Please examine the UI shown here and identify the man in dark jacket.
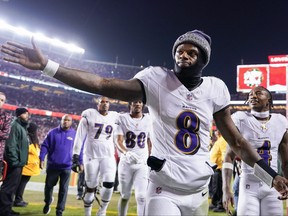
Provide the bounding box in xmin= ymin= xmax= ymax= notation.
xmin=0 ymin=107 xmax=29 ymax=216
xmin=40 ymin=114 xmax=76 ymax=216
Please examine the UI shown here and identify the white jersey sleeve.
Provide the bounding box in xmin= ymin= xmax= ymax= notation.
xmin=134 ymin=67 xmax=230 ymax=192
xmin=73 ymin=113 xmax=88 ymax=155
xmin=115 ymin=113 xmax=125 ymax=136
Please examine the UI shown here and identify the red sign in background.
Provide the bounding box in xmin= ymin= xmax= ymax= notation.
xmin=237 ymin=64 xmax=287 ymax=92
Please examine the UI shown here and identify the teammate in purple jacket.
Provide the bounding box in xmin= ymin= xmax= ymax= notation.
xmin=40 ymin=114 xmax=76 ymax=216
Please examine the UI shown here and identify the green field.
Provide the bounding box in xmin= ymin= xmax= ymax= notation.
xmin=11 ymin=174 xmax=285 ymax=216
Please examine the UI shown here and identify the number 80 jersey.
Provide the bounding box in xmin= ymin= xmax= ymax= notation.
xmin=115 ymin=113 xmax=152 ymax=162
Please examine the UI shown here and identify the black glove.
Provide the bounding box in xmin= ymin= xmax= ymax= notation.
xmin=71 ymin=154 xmax=81 ymax=173
xmin=147 ymin=156 xmax=166 ymax=172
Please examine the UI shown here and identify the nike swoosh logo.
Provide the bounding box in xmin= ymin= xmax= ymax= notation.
xmin=202 ymin=191 xmax=208 ymax=197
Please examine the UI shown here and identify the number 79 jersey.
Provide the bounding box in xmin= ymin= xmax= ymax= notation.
xmin=73 ymin=108 xmax=119 ymax=159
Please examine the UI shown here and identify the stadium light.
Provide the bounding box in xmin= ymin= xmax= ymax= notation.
xmin=0 ymin=20 xmax=85 ymax=54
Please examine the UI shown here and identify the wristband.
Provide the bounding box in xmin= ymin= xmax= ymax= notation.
xmin=222 ymin=162 xmax=233 ymax=170
xmin=42 ymin=59 xmax=59 ymax=77
xmin=253 ymin=159 xmax=278 ymax=188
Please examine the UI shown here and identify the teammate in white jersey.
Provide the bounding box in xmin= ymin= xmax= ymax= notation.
xmin=2 ymin=30 xmax=288 ymax=216
xmin=222 ymin=86 xmax=288 ymax=216
xmin=72 ymin=96 xmax=119 ymax=216
xmin=116 ymin=100 xmax=152 ymax=216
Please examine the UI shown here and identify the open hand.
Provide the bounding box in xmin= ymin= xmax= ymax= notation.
xmin=1 ymin=37 xmax=47 ymax=70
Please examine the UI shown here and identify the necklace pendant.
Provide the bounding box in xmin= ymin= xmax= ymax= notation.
xmin=261 ymin=123 xmax=267 ymax=130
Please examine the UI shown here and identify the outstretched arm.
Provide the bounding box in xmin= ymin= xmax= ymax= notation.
xmin=1 ymin=38 xmax=143 ymax=102
xmin=214 ymin=108 xmax=288 ymax=198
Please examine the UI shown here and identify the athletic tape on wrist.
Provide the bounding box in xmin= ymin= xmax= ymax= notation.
xmin=222 ymin=162 xmax=233 ymax=170
xmin=42 ymin=59 xmax=59 ymax=77
xmin=253 ymin=159 xmax=278 ymax=188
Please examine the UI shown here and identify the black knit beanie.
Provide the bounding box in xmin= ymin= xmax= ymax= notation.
xmin=15 ymin=107 xmax=28 ymax=117
xmin=172 ymin=30 xmax=211 ymax=68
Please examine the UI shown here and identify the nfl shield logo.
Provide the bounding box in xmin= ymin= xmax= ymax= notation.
xmin=186 ymin=92 xmax=193 ymax=100
xmin=156 ymin=187 xmax=162 ymax=194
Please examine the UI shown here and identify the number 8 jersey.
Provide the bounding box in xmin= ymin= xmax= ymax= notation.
xmin=135 ymin=66 xmax=230 ymax=193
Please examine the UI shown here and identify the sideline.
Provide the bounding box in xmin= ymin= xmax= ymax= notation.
xmin=25 ymin=181 xmax=77 ymax=195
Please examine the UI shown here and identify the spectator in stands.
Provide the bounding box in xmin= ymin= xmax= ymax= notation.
xmin=0 ymin=107 xmax=30 ymax=216
xmin=0 ymin=92 xmax=13 ymax=181
xmin=40 ymin=114 xmax=76 ymax=216
xmin=2 ymin=30 xmax=288 ymax=216
xmin=13 ymin=122 xmax=41 ymax=207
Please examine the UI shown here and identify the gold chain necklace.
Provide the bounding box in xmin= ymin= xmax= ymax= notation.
xmin=258 ymin=118 xmax=270 ymax=130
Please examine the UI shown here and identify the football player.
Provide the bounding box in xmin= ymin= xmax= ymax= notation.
xmin=222 ymin=86 xmax=288 ymax=216
xmin=2 ymin=30 xmax=288 ymax=216
xmin=72 ymin=96 xmax=119 ymax=216
xmin=116 ymin=100 xmax=152 ymax=216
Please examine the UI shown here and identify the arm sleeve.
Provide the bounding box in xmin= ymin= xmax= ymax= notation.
xmin=73 ymin=116 xmax=88 ymax=155
xmin=114 ymin=115 xmax=124 ymax=136
xmin=39 ymin=132 xmax=51 ymax=161
xmin=4 ymin=126 xmax=19 ymax=166
xmin=0 ymin=114 xmax=12 ymax=141
xmin=213 ymin=78 xmax=231 ymax=113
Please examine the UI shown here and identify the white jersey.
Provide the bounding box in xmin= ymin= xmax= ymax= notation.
xmin=73 ymin=108 xmax=119 ymax=159
xmin=232 ymin=111 xmax=288 ymax=179
xmin=134 ymin=66 xmax=230 ymax=192
xmin=116 ymin=112 xmax=152 ymax=162
xmin=233 ymin=111 xmax=287 ymax=216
